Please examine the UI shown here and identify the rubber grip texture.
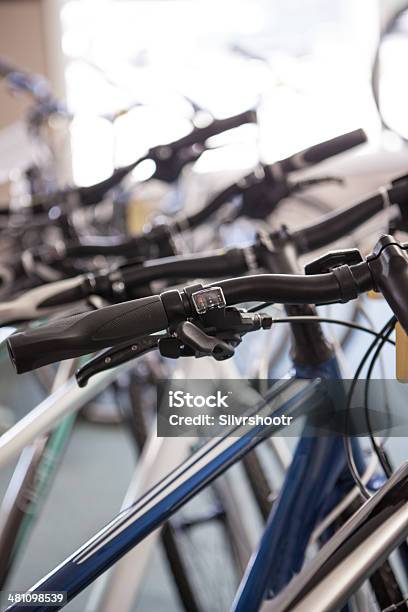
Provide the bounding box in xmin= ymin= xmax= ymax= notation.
xmin=8 ymin=295 xmax=168 ymax=373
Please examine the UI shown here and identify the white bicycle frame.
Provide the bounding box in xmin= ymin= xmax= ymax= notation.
xmin=0 ymin=361 xmax=138 ymax=469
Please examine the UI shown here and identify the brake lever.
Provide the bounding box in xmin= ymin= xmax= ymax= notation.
xmin=76 ymin=335 xmax=159 ymax=387
xmin=159 ymin=307 xmax=272 ymax=361
xmin=158 ymin=322 xmax=236 ymax=360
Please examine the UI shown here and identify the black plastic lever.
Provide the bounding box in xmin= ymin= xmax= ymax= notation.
xmin=159 ymin=321 xmax=235 ymax=361
xmin=158 ymin=308 xmax=272 ymax=361
xmin=76 ymin=335 xmax=159 ymax=387
xmin=178 ymin=321 xmax=235 ymax=360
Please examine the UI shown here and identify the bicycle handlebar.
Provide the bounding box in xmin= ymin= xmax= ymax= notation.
xmin=182 ymin=129 xmax=367 ymax=230
xmin=28 ymin=109 xmax=258 ymax=210
xmin=118 ymin=248 xmax=249 ymax=296
xmin=155 ymin=109 xmax=257 ymax=151
xmin=6 ymin=238 xmax=384 ymax=373
xmin=276 ymin=129 xmax=367 ymax=174
xmin=24 ymin=127 xmax=367 ymax=255
xmin=293 ymin=174 xmax=408 ymax=253
xmin=0 ymin=248 xmax=249 ymax=325
xmin=2 ymin=275 xmax=343 ymax=372
xmin=8 ymin=176 xmax=408 ymax=323
xmin=90 ymin=175 xmax=408 ymax=299
xmin=63 ymin=236 xmax=147 ymax=258
xmin=40 ymin=224 xmax=174 ymax=264
xmin=75 ymin=161 xmax=141 ymax=207
xmin=28 ymin=160 xmax=143 ymax=211
xmin=10 ymin=235 xmax=408 ymax=374
xmin=214 ymin=265 xmax=371 ymax=305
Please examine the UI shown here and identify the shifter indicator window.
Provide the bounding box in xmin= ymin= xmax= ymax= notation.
xmin=191 ymin=287 xmax=226 ymax=314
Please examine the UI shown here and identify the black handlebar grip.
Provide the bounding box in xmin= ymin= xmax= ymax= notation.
xmin=293 ymin=193 xmax=385 ymax=255
xmin=194 ymin=109 xmax=257 ymax=142
xmin=7 ymin=295 xmax=168 ymax=373
xmin=279 ymin=129 xmax=367 ymax=173
xmin=292 ymin=174 xmax=408 ymax=254
xmin=367 ymin=236 xmax=408 ymax=334
xmin=168 ymin=109 xmax=257 ymax=151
